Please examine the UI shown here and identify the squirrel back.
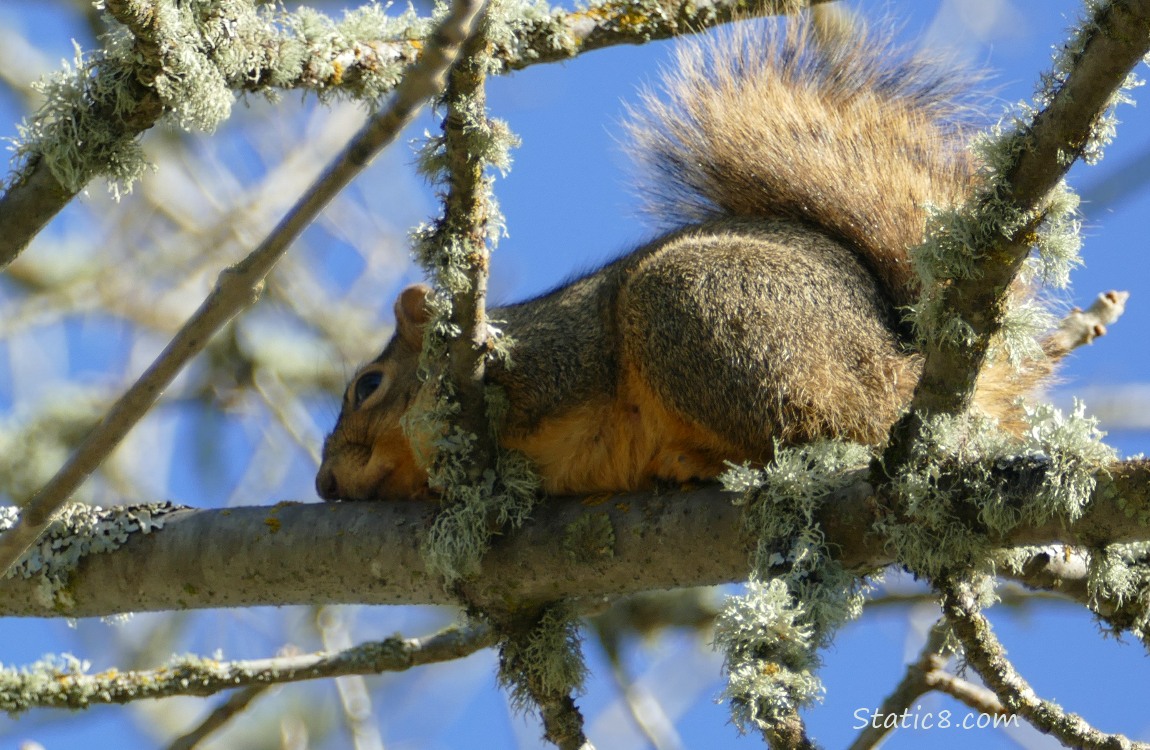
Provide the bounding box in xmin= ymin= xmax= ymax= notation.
xmin=316 ymin=20 xmax=1042 ymax=503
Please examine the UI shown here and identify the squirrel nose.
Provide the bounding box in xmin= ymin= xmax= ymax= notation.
xmin=315 ymin=466 xmax=340 ymax=501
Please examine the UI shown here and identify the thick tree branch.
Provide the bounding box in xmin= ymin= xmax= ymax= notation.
xmin=2 ymin=459 xmax=1149 ymax=619
xmin=0 ymin=0 xmax=489 ymax=579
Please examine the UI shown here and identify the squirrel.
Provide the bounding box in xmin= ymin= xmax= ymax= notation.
xmin=315 ymin=20 xmax=1050 ymax=503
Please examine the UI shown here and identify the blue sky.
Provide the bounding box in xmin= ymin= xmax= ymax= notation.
xmin=1 ymin=1 xmax=1150 ymax=748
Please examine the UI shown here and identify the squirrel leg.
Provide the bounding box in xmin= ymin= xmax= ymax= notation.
xmin=619 ymin=225 xmax=916 ymax=457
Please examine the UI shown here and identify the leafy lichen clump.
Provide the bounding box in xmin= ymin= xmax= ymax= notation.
xmin=717 ymin=399 xmax=1115 ymax=735
xmin=717 ymin=441 xmax=873 ymax=733
xmin=562 ymin=513 xmax=615 ymax=564
xmin=497 ymin=604 xmax=588 ymax=713
xmin=1084 ymin=542 xmax=1150 ymax=647
xmin=0 ymin=650 xmax=229 ymax=714
xmin=882 ymin=402 xmax=1115 ymax=582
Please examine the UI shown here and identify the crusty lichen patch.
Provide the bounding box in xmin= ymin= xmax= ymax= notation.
xmin=0 ymin=502 xmax=184 ymax=610
xmin=562 ymin=513 xmax=615 ymax=564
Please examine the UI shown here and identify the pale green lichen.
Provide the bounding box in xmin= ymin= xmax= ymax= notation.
xmin=1085 ymin=543 xmax=1150 ymax=648
xmin=713 ymin=398 xmax=1117 ymax=731
xmin=562 ymin=513 xmax=615 ymax=564
xmin=881 ymin=402 xmax=1114 ymax=581
xmin=6 ymin=0 xmax=428 ymax=198
xmin=484 ymin=0 xmax=563 ymax=72
xmin=909 ymin=166 xmax=1081 ymax=361
xmin=0 ymin=502 xmax=182 ymax=610
xmin=714 ymin=578 xmax=824 ymax=726
xmin=10 ymin=39 xmax=150 ymax=197
xmin=1022 ymin=182 xmax=1083 ymax=289
xmin=420 ymin=449 xmax=540 ymax=582
xmin=716 ymin=441 xmax=873 ymax=734
xmin=997 ymin=299 xmax=1057 ymax=368
xmin=0 ymin=649 xmax=228 ymax=714
xmin=279 ymin=3 xmax=426 ymax=102
xmin=497 ymin=604 xmax=588 ymax=713
xmin=406 ymin=13 xmax=536 ymax=585
xmin=0 ymin=653 xmax=93 ymax=714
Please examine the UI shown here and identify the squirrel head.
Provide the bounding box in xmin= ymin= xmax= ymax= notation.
xmin=315 ymin=284 xmax=434 ymax=501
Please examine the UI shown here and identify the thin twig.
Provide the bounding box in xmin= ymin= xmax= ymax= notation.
xmin=167 ymin=685 xmax=271 ymax=750
xmin=863 ymin=584 xmax=1075 ymax=610
xmin=848 ymin=620 xmax=1009 ymax=750
xmin=1044 ymin=290 xmax=1129 ymax=359
xmin=938 ymin=575 xmax=1150 ymax=750
xmin=0 ymin=623 xmax=497 ymax=714
xmin=588 ymin=591 xmax=715 ymax=749
xmin=924 ymin=668 xmax=1007 ymax=719
xmin=252 ymin=372 xmax=324 ymax=466
xmin=0 ymin=0 xmax=490 ymax=577
xmin=847 ymin=622 xmax=948 ymax=750
xmin=604 ymin=650 xmax=686 ymax=750
xmin=317 ymin=606 xmax=384 ymax=750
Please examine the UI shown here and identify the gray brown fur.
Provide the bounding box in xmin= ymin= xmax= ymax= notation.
xmin=315 ymin=21 xmax=1041 ymax=502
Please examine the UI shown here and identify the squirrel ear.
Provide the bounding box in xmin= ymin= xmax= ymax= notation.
xmin=395 ymin=283 xmax=432 ymax=348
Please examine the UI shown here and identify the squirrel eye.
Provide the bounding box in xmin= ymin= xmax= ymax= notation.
xmin=352 ymin=370 xmax=384 ymax=408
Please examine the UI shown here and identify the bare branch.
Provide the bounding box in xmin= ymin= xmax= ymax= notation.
xmin=602 ymin=655 xmax=686 ymax=750
xmin=848 ymin=622 xmax=962 ymax=750
xmin=167 ymin=685 xmax=271 ymax=750
xmin=847 ymin=618 xmax=1008 ymax=736
xmin=589 ymin=591 xmax=716 ymax=750
xmin=0 ymin=0 xmax=490 ymax=578
xmin=316 ymin=606 xmax=385 ymax=750
xmin=925 ymin=667 xmax=1007 ymax=719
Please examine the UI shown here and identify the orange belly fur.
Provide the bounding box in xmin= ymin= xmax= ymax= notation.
xmin=501 ymin=366 xmax=745 ymax=496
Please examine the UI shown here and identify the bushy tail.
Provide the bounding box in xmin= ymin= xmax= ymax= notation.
xmin=627 ymin=18 xmax=982 ymax=311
